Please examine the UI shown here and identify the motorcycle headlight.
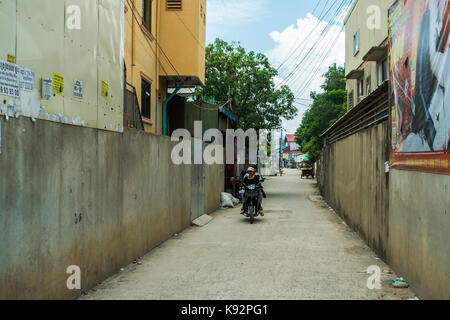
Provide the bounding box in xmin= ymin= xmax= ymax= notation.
xmin=248 ymin=185 xmax=256 ymax=190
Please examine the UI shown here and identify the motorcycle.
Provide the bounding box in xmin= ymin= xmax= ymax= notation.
xmin=243 ymin=183 xmax=263 ymax=224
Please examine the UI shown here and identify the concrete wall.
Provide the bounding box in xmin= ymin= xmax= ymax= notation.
xmin=0 ymin=117 xmax=191 ymax=299
xmin=388 ymin=170 xmax=450 ymax=299
xmin=320 ymin=121 xmax=390 ymax=259
xmin=204 ymin=164 xmax=224 ymax=214
xmin=321 ymin=120 xmax=450 ymax=299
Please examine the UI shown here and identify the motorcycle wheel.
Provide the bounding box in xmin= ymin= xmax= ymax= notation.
xmin=249 ymin=206 xmax=255 ymax=224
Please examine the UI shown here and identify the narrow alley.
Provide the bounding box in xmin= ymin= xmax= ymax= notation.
xmin=81 ymin=169 xmax=416 ymax=300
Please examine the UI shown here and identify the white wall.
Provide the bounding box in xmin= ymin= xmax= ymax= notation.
xmin=0 ymin=0 xmax=124 ymax=132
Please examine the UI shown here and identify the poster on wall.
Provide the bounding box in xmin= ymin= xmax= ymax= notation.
xmin=0 ymin=60 xmax=19 ymax=98
xmin=389 ymin=0 xmax=450 ymax=174
xmin=19 ymin=67 xmax=35 ymax=91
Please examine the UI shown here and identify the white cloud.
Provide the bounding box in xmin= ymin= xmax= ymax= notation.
xmin=206 ymin=0 xmax=269 ymax=41
xmin=266 ymin=12 xmax=347 ymax=134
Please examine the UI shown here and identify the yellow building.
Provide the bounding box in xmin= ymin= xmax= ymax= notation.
xmin=124 ymin=0 xmax=206 ymax=135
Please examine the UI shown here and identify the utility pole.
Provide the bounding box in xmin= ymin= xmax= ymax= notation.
xmin=279 ymin=128 xmax=283 ymax=176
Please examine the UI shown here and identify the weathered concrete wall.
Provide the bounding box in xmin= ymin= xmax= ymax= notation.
xmin=321 ymin=120 xmax=450 ymax=299
xmin=204 ymin=164 xmax=224 ymax=214
xmin=388 ymin=170 xmax=450 ymax=299
xmin=320 ymin=121 xmax=390 ymax=259
xmin=0 ymin=117 xmax=191 ymax=299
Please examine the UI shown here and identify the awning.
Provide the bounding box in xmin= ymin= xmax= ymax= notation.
xmin=345 ymin=69 xmax=364 ymax=79
xmin=363 ymin=46 xmax=387 ymax=61
xmin=219 ymin=106 xmax=238 ymax=122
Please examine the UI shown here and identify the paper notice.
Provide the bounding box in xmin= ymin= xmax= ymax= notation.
xmin=20 ymin=67 xmax=35 ymax=91
xmin=52 ymin=72 xmax=64 ymax=96
xmin=73 ymin=79 xmax=83 ymax=99
xmin=42 ymin=78 xmax=53 ymax=100
xmin=7 ymin=54 xmax=15 ymax=63
xmin=0 ymin=60 xmax=19 ymax=98
xmin=101 ymin=80 xmax=109 ymax=99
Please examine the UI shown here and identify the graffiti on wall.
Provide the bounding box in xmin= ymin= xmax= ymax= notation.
xmin=389 ymin=0 xmax=450 ymax=174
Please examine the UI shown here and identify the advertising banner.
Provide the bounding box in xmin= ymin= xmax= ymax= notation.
xmin=389 ymin=0 xmax=450 ymax=174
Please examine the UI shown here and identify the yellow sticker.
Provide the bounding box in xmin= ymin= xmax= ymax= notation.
xmin=101 ymin=80 xmax=109 ymax=99
xmin=7 ymin=54 xmax=15 ymax=63
xmin=52 ymin=72 xmax=65 ymax=96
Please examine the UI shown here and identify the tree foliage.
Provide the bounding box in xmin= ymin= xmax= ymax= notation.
xmin=295 ymin=64 xmax=347 ymax=162
xmin=201 ymin=39 xmax=297 ymax=131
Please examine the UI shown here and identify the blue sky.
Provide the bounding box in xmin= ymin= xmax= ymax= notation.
xmin=206 ymin=0 xmax=349 ymax=134
xmin=207 ymin=0 xmax=318 ymax=54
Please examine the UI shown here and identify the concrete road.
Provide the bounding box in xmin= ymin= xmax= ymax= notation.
xmin=81 ymin=169 xmax=416 ymax=300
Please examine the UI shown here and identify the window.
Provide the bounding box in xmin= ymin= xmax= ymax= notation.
xmin=142 ymin=0 xmax=152 ymax=31
xmin=378 ymin=58 xmax=388 ymax=85
xmin=167 ymin=0 xmax=182 ymax=10
xmin=348 ymin=91 xmax=354 ymax=109
xmin=141 ymin=78 xmax=151 ymax=119
xmin=358 ymin=78 xmax=364 ymax=97
xmin=353 ymin=31 xmax=359 ymax=56
xmin=366 ymin=76 xmax=371 ymax=95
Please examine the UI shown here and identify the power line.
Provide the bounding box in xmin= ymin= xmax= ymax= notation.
xmin=126 ymin=0 xmax=184 ymax=83
xmin=293 ymin=14 xmax=346 ymax=98
xmin=276 ymin=0 xmax=331 ymax=71
xmin=174 ymin=12 xmax=206 ymax=50
xmin=275 ymin=0 xmax=349 ymax=90
xmin=275 ymin=0 xmax=341 ymax=75
xmin=279 ymin=0 xmax=347 ymax=89
xmin=125 ymin=0 xmax=173 ymax=77
xmin=124 ymin=16 xmax=171 ymax=77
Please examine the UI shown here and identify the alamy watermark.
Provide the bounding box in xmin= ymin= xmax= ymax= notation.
xmin=66 ymin=5 xmax=81 ymax=30
xmin=171 ymin=121 xmax=280 ymax=171
xmin=366 ymin=265 xmax=381 ymax=290
xmin=366 ymin=5 xmax=381 ymax=30
xmin=66 ymin=265 xmax=81 ymax=290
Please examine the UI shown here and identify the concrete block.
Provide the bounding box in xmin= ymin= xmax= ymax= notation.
xmin=192 ymin=214 xmax=213 ymax=227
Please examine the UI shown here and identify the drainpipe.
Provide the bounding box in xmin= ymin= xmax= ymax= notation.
xmin=155 ymin=0 xmax=160 ymax=135
xmin=162 ymin=77 xmax=191 ymax=136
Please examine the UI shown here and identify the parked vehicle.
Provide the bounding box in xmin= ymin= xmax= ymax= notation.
xmin=300 ymin=160 xmax=315 ymax=179
xmin=243 ymin=183 xmax=263 ymax=224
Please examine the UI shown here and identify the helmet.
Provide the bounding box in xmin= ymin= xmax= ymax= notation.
xmin=247 ymin=167 xmax=255 ymax=172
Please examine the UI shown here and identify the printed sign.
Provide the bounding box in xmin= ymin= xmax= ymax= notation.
xmin=19 ymin=67 xmax=35 ymax=91
xmin=42 ymin=77 xmax=53 ymax=100
xmin=7 ymin=54 xmax=15 ymax=63
xmin=52 ymin=72 xmax=65 ymax=96
xmin=101 ymin=80 xmax=109 ymax=99
xmin=0 ymin=60 xmax=19 ymax=98
xmin=73 ymin=79 xmax=83 ymax=99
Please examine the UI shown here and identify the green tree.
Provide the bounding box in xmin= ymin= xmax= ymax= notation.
xmin=201 ymin=39 xmax=297 ymax=131
xmin=295 ymin=63 xmax=347 ymax=162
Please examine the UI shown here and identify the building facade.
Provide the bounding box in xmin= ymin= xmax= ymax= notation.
xmin=124 ymin=0 xmax=206 ymax=134
xmin=344 ymin=0 xmax=395 ymax=110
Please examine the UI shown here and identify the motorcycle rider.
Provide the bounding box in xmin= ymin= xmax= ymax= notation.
xmin=240 ymin=167 xmax=264 ymax=217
